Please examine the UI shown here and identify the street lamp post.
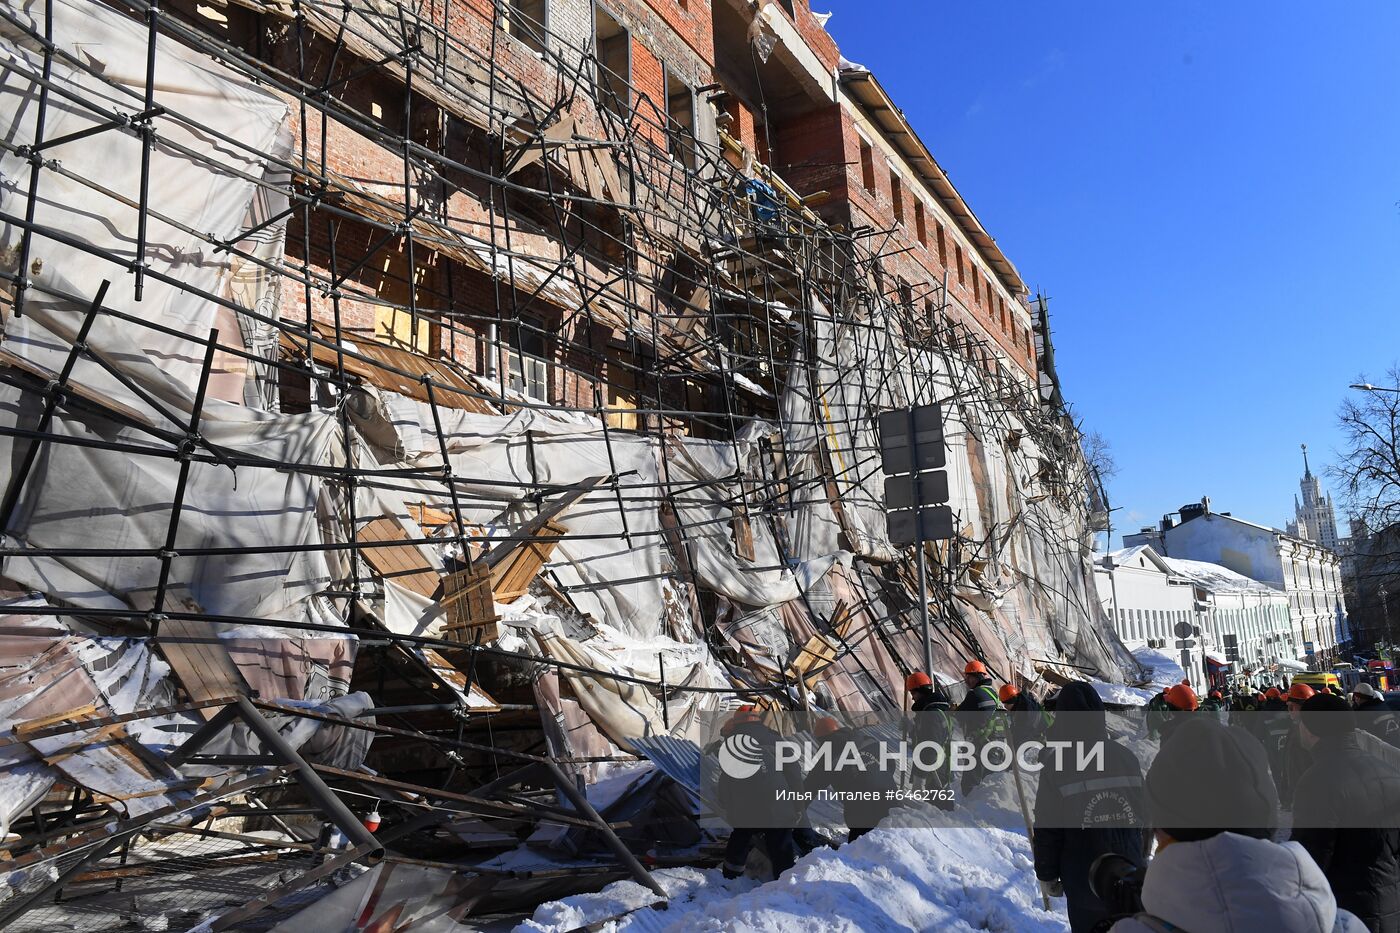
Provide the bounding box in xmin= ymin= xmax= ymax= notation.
xmin=1350 ymin=383 xmax=1400 ymax=394
xmin=1381 ymin=584 xmax=1392 ymax=647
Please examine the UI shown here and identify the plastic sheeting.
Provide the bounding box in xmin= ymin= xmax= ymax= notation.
xmin=0 ymin=0 xmax=292 ymax=401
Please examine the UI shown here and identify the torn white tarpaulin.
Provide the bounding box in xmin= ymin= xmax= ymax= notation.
xmin=660 ymin=434 xmax=800 ymax=608
xmin=356 ymin=394 xmax=674 ymax=640
xmin=195 ymin=692 xmax=376 ymax=771
xmin=0 ymin=378 xmax=341 ymax=620
xmin=0 ymin=0 xmax=293 ymax=402
xmin=0 ymin=602 xmax=191 ymax=835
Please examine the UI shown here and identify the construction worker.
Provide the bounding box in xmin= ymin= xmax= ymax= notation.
xmin=1279 ymin=682 xmax=1316 ymax=809
xmin=906 ymin=672 xmax=954 ymax=804
xmin=1157 ymin=683 xmax=1198 ymax=746
xmin=1033 ymin=682 xmax=1145 ymax=933
xmin=1257 ymin=686 xmax=1292 ymax=796
xmin=956 ymin=660 xmax=1003 ymax=794
xmin=1144 ymin=689 xmax=1171 ymax=740
xmin=1350 ymin=682 xmax=1400 ymax=748
xmin=1000 ymin=682 xmax=1052 ymax=747
xmin=806 ymin=717 xmax=896 ymax=843
xmin=717 ymin=708 xmax=802 ymax=879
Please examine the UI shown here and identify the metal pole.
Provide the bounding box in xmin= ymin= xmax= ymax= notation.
xmin=229 ymin=696 xmax=382 ymax=860
xmin=916 ymin=537 xmax=933 ymax=677
xmin=543 ymin=759 xmax=666 ymax=899
xmin=909 ymin=407 xmax=934 ymax=676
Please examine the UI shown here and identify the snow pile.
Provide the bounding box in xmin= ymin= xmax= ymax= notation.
xmin=1126 ymin=641 xmax=1185 ymax=691
xmin=518 ymin=774 xmax=1070 ymax=933
xmin=1089 ymin=680 xmax=1155 ymax=707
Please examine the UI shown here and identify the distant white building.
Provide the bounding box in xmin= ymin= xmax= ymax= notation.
xmin=1161 ymin=555 xmax=1295 ymax=681
xmin=1095 ymin=546 xmax=1294 ymax=691
xmin=1286 ymin=444 xmax=1340 ymax=551
xmin=1159 ymin=501 xmax=1348 ymax=666
xmin=1095 ymin=546 xmax=1204 ymax=688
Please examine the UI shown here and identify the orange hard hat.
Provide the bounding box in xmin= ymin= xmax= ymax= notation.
xmin=1265 ymin=687 xmax=1283 ymax=700
xmin=906 ymin=671 xmax=932 ymax=691
xmin=1181 ymin=678 xmax=1191 ymax=686
xmin=964 ymin=660 xmax=987 ymax=676
xmin=1287 ymin=683 xmax=1316 ymax=702
xmin=729 ymin=707 xmax=761 ymax=727
xmin=814 ymin=716 xmax=840 ymax=738
xmin=1208 ymin=690 xmax=1222 ymax=700
xmin=999 ymin=683 xmax=1020 ymax=704
xmin=1164 ymin=684 xmax=1198 ymax=712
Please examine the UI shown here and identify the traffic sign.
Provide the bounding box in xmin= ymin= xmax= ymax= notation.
xmin=883 ymin=471 xmax=950 ymax=511
xmin=887 ymin=505 xmax=956 ymax=545
xmin=878 ymin=404 xmax=946 ymax=474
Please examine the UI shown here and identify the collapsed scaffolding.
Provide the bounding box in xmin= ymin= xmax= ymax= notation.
xmin=0 ymin=0 xmax=1141 ymax=926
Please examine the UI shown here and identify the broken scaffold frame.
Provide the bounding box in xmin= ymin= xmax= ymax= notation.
xmin=0 ymin=0 xmax=1139 ymax=926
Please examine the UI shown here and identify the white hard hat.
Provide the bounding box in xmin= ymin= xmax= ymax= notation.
xmin=1351 ymin=682 xmax=1381 ymax=699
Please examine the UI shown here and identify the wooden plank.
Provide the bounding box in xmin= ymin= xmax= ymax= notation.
xmin=490 ymin=519 xmax=566 ymax=603
xmin=406 ymin=647 xmax=501 ymax=712
xmin=731 ymin=507 xmax=756 ymax=562
xmin=358 ymin=517 xmax=441 ymax=598
xmin=408 ymin=503 xmax=456 ymax=528
xmin=13 ymin=704 xmax=98 ymax=738
xmin=156 ymin=619 xmax=250 ymax=720
xmin=279 ymin=320 xmax=497 ymax=414
xmin=441 ymin=562 xmax=498 ymax=642
xmin=480 ymin=476 xmax=606 ymax=570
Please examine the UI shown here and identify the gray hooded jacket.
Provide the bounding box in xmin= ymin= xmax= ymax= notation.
xmin=1109 ymin=832 xmax=1367 ymax=933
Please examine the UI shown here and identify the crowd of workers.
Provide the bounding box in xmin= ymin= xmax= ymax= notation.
xmin=715 ymin=659 xmax=1400 ymax=933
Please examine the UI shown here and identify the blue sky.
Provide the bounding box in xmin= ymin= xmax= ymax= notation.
xmin=821 ymin=1 xmax=1400 ymax=543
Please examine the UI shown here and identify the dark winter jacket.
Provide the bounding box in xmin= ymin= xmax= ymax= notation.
xmin=1283 ymin=721 xmax=1313 ymax=808
xmin=1291 ymin=731 xmax=1400 ymax=932
xmin=716 ymin=720 xmax=805 ymax=826
xmin=1355 ymin=697 xmax=1400 ymax=748
xmin=1260 ymin=701 xmax=1293 ymax=795
xmin=1032 ymin=682 xmax=1147 ymax=933
xmin=957 ymin=675 xmax=1001 ymax=713
xmin=1008 ymin=693 xmax=1053 ymax=747
xmin=806 ymin=727 xmax=897 ymax=831
xmin=957 ymin=675 xmax=1003 ymax=743
xmin=909 ymin=686 xmax=953 ymax=744
xmin=908 ymin=687 xmax=953 ymax=788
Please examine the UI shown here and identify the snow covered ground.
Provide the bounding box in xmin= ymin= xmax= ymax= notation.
xmin=517 ymin=773 xmax=1071 ymax=933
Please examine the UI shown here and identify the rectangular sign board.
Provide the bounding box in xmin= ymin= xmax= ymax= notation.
xmin=877 ymin=404 xmax=945 ymax=474
xmin=886 ymin=504 xmax=956 ymax=545
xmin=883 ymin=471 xmax=950 ymax=511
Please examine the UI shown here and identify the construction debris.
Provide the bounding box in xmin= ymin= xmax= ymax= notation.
xmin=0 ymin=0 xmax=1138 ymax=926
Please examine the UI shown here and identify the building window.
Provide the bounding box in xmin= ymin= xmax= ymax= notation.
xmin=936 ymin=222 xmax=947 ymax=266
xmin=595 ymin=5 xmax=630 ymax=120
xmin=859 ymin=139 xmax=875 ymax=193
xmin=914 ymin=200 xmax=927 ymax=246
xmin=605 ymin=365 xmax=639 ymax=430
xmin=508 ymin=318 xmax=550 ymax=401
xmin=973 ymin=267 xmax=981 ymax=305
xmin=504 ymin=0 xmax=547 ymax=55
xmin=664 ymin=66 xmax=696 ymax=169
xmin=374 ymin=306 xmax=432 ymax=353
xmin=889 ymin=168 xmax=903 ymax=223
xmin=998 ymin=295 xmax=1007 ymax=330
xmin=955 ymin=244 xmax=965 ymax=286
xmin=897 ymin=279 xmax=912 ymax=309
